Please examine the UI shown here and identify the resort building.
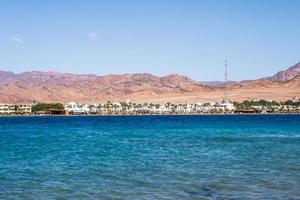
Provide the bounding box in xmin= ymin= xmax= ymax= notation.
xmin=0 ymin=104 xmax=32 ymax=115
xmin=0 ymin=104 xmax=15 ymax=115
xmin=64 ymin=102 xmax=90 ymax=114
xmin=16 ymin=104 xmax=32 ymax=114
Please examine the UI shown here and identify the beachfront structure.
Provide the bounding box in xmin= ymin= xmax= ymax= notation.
xmin=220 ymin=101 xmax=236 ymax=111
xmin=6 ymin=99 xmax=294 ymax=116
xmin=64 ymin=102 xmax=90 ymax=115
xmin=62 ymin=101 xmax=237 ymax=115
xmin=0 ymin=100 xmax=299 ymax=115
xmin=0 ymin=104 xmax=15 ymax=115
xmin=17 ymin=104 xmax=32 ymax=114
xmin=0 ymin=104 xmax=32 ymax=115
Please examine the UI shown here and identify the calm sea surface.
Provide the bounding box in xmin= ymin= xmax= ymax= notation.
xmin=0 ymin=115 xmax=299 ymax=200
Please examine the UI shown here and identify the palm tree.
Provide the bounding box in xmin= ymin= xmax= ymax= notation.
xmin=166 ymin=102 xmax=171 ymax=108
xmin=89 ymin=104 xmax=95 ymax=109
xmin=97 ymin=104 xmax=103 ymax=114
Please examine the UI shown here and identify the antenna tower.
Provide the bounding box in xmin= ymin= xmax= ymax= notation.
xmin=224 ymin=60 xmax=228 ymax=102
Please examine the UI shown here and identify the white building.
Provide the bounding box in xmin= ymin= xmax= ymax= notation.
xmin=0 ymin=104 xmax=15 ymax=115
xmin=220 ymin=101 xmax=236 ymax=111
xmin=64 ymin=102 xmax=90 ymax=114
xmin=0 ymin=104 xmax=32 ymax=115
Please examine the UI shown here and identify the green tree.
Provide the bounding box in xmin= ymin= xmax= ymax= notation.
xmin=32 ymin=103 xmax=64 ymax=113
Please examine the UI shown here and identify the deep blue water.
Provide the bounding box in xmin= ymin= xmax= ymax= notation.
xmin=0 ymin=115 xmax=299 ymax=200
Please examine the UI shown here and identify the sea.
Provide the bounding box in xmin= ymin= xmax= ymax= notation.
xmin=0 ymin=115 xmax=299 ymax=200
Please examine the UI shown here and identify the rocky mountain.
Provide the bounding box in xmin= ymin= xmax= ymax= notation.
xmin=262 ymin=62 xmax=300 ymax=81
xmin=0 ymin=62 xmax=299 ymax=104
xmin=0 ymin=72 xmax=212 ymax=103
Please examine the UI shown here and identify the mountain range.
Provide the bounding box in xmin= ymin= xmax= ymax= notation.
xmin=0 ymin=62 xmax=299 ymax=104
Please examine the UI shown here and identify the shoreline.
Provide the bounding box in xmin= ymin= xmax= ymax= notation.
xmin=0 ymin=113 xmax=299 ymax=117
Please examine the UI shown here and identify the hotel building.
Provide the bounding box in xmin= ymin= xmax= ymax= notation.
xmin=0 ymin=104 xmax=32 ymax=115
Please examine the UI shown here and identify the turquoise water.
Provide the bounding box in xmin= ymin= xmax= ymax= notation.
xmin=0 ymin=115 xmax=299 ymax=200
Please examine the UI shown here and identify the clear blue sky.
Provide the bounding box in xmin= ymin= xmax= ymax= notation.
xmin=1 ymin=0 xmax=300 ymax=81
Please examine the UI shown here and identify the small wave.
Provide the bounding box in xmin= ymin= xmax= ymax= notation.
xmin=205 ymin=134 xmax=300 ymax=143
xmin=185 ymin=187 xmax=249 ymax=200
xmin=251 ymin=134 xmax=300 ymax=139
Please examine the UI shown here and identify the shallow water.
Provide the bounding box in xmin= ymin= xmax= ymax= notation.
xmin=0 ymin=115 xmax=299 ymax=199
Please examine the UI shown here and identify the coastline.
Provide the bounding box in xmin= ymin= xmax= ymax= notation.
xmin=1 ymin=112 xmax=299 ymax=117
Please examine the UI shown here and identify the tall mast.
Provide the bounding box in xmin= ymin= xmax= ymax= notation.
xmin=225 ymin=59 xmax=228 ymax=83
xmin=224 ymin=60 xmax=228 ymax=102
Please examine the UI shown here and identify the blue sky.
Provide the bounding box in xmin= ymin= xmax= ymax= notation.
xmin=0 ymin=0 xmax=300 ymax=81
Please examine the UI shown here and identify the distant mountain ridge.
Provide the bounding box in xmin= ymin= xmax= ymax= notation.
xmin=261 ymin=62 xmax=300 ymax=82
xmin=0 ymin=61 xmax=299 ymax=103
xmin=0 ymin=71 xmax=204 ymax=91
xmin=0 ymin=71 xmax=97 ymax=86
xmin=0 ymin=72 xmax=212 ymax=103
